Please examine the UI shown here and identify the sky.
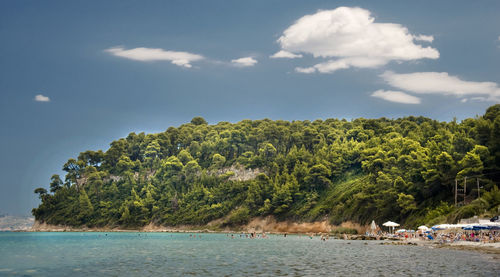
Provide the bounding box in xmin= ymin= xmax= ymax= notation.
xmin=1 ymin=0 xmax=499 ymax=216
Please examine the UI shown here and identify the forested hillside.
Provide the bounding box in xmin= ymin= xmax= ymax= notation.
xmin=33 ymin=105 xmax=500 ymax=228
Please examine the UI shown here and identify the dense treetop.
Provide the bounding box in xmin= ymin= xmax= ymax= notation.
xmin=33 ymin=105 xmax=500 ymax=228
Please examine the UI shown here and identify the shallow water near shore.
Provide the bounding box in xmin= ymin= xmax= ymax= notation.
xmin=0 ymin=232 xmax=498 ymax=276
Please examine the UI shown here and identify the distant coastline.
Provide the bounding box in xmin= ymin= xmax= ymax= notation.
xmin=0 ymin=214 xmax=34 ymax=231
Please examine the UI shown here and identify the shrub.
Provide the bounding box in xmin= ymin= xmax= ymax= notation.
xmin=331 ymin=227 xmax=358 ymax=235
xmin=224 ymin=207 xmax=250 ymax=226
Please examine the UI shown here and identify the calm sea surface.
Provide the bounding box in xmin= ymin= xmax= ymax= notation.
xmin=0 ymin=232 xmax=498 ymax=276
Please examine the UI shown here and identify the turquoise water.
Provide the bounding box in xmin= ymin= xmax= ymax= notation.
xmin=0 ymin=232 xmax=498 ymax=276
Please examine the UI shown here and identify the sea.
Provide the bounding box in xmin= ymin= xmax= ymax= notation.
xmin=0 ymin=232 xmax=498 ymax=276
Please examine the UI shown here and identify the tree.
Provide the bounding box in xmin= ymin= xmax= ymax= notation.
xmin=49 ymin=174 xmax=63 ymax=193
xmin=397 ymin=193 xmax=417 ymax=214
xmin=144 ymin=140 xmax=161 ymax=161
xmin=304 ymin=164 xmax=332 ymax=191
xmin=34 ymin=188 xmax=47 ymax=199
xmin=62 ymin=158 xmax=84 ymax=184
xmin=177 ymin=149 xmax=194 ymax=165
xmin=116 ymin=155 xmax=134 ymax=174
xmin=259 ymin=143 xmax=277 ymax=161
xmin=183 ymin=160 xmax=201 ymax=183
xmin=77 ymin=190 xmax=94 ymax=223
xmin=191 ymin=116 xmax=208 ymax=125
xmin=457 ymin=152 xmax=483 ymax=179
xmin=78 ymin=150 xmax=104 ymax=167
xmin=211 ymin=153 xmax=226 ymax=170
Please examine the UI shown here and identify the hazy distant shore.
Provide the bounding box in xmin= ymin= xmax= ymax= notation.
xmin=0 ymin=215 xmax=34 ymax=231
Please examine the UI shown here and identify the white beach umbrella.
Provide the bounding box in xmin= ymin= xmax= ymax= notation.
xmin=382 ymin=221 xmax=400 ymax=227
xmin=370 ymin=220 xmax=378 ymax=231
xmin=417 ymin=225 xmax=429 ymax=231
xmin=382 ymin=221 xmax=400 ymax=233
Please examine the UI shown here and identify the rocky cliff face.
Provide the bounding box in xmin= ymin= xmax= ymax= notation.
xmin=215 ymin=164 xmax=263 ymax=181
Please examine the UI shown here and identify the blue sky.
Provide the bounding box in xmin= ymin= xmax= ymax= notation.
xmin=1 ymin=0 xmax=499 ymax=215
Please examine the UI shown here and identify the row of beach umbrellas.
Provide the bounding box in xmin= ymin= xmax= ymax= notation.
xmin=430 ymin=222 xmax=500 ymax=231
xmin=374 ymin=220 xmax=500 ymax=233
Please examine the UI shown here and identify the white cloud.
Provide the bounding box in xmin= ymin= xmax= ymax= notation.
xmin=381 ymin=71 xmax=500 ymax=101
xmin=277 ymin=7 xmax=439 ymax=73
xmin=105 ymin=47 xmax=204 ymax=68
xmin=231 ymin=57 xmax=258 ymax=67
xmin=297 ymin=57 xmax=386 ymax=73
xmin=295 ymin=67 xmax=316 ymax=74
xmin=471 ymin=97 xmax=488 ymax=102
xmin=270 ymin=50 xmax=303 ymax=59
xmin=34 ymin=94 xmax=50 ymax=102
xmin=414 ymin=34 xmax=434 ymax=42
xmin=371 ymin=90 xmax=421 ymax=104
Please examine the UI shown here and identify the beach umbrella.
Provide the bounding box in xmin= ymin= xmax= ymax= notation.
xmin=370 ymin=220 xmax=378 ymax=231
xmin=431 ymin=224 xmax=452 ymax=230
xmin=382 ymin=221 xmax=400 ymax=233
xmin=382 ymin=221 xmax=400 ymax=227
xmin=473 ymin=225 xmax=490 ymax=230
xmin=484 ymin=222 xmax=500 ymax=230
xmin=417 ymin=225 xmax=429 ymax=231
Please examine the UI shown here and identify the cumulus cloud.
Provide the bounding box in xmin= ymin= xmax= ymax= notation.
xmin=231 ymin=57 xmax=258 ymax=67
xmin=270 ymin=50 xmax=303 ymax=59
xmin=105 ymin=47 xmax=204 ymax=68
xmin=381 ymin=71 xmax=500 ymax=101
xmin=276 ymin=7 xmax=439 ymax=73
xmin=371 ymin=90 xmax=421 ymax=104
xmin=34 ymin=94 xmax=50 ymax=102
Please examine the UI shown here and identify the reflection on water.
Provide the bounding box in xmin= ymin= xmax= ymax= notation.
xmin=0 ymin=232 xmax=498 ymax=276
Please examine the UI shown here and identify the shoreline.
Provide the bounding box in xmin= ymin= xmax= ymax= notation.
xmin=23 ymin=220 xmax=500 ymax=257
xmin=28 ymin=217 xmax=364 ymax=234
xmin=23 ymin=224 xmax=500 ymax=257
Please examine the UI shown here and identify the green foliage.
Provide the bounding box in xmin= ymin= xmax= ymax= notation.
xmin=225 ymin=206 xmax=250 ymax=226
xmin=49 ymin=174 xmax=63 ymax=193
xmin=191 ymin=116 xmax=208 ymax=126
xmin=32 ymin=105 xmax=500 ymax=228
xmin=397 ymin=193 xmax=417 ymax=214
xmin=331 ymin=227 xmax=358 ymax=235
xmin=34 ymin=188 xmax=47 ymax=199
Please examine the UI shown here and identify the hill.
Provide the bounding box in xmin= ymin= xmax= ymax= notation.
xmin=32 ymin=105 xmax=500 ymax=229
